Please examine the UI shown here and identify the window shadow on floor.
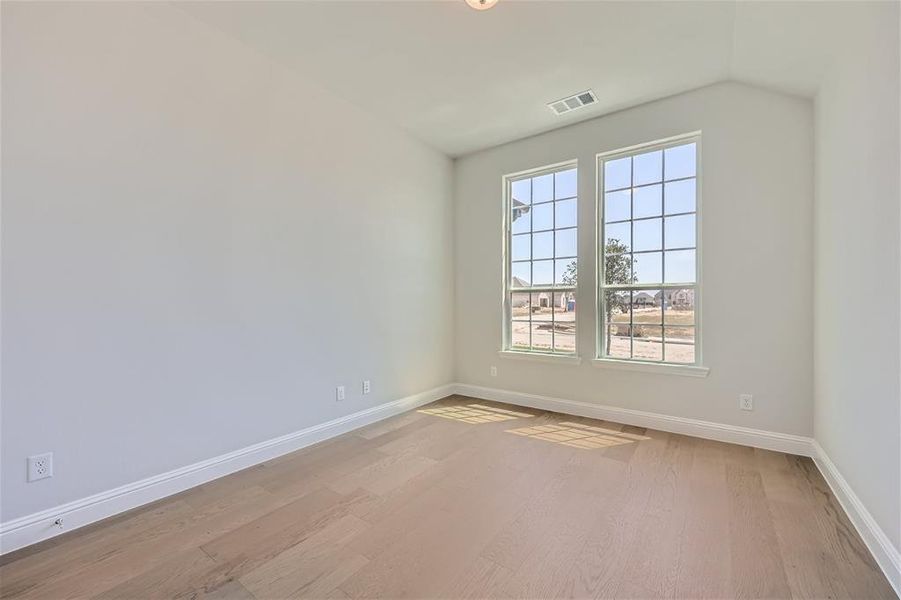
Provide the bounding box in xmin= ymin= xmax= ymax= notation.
xmin=418 ymin=403 xmax=535 ymax=424
xmin=506 ymin=421 xmax=650 ymax=450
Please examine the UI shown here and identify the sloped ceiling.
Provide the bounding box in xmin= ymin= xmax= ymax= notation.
xmin=178 ymin=1 xmax=871 ymax=157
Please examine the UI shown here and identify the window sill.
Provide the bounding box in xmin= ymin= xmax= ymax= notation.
xmin=591 ymin=358 xmax=709 ymax=378
xmin=498 ymin=350 xmax=583 ymax=365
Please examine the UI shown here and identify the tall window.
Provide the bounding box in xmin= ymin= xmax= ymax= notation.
xmin=504 ymin=162 xmax=578 ymax=355
xmin=598 ymin=135 xmax=700 ymax=364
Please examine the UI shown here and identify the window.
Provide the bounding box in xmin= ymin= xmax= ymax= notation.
xmin=504 ymin=162 xmax=578 ymax=355
xmin=598 ymin=135 xmax=700 ymax=365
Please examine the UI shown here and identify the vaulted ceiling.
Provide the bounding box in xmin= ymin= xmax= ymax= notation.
xmin=179 ymin=1 xmax=866 ymax=156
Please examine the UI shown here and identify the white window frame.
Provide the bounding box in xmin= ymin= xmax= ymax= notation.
xmin=595 ymin=132 xmax=707 ymax=376
xmin=501 ymin=160 xmax=581 ymax=364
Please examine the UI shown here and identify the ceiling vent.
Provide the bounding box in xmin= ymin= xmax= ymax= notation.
xmin=547 ymin=90 xmax=597 ymax=116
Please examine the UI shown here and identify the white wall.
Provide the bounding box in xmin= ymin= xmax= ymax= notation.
xmin=0 ymin=2 xmax=454 ymax=523
xmin=813 ymin=2 xmax=900 ymax=551
xmin=454 ymin=82 xmax=814 ymax=436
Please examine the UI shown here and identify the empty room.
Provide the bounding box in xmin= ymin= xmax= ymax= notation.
xmin=1 ymin=1 xmax=899 ymax=598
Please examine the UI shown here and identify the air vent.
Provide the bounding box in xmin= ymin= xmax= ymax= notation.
xmin=547 ymin=90 xmax=597 ymax=115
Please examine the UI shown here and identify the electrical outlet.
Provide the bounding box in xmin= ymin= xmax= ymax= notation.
xmin=362 ymin=380 xmax=371 ymax=394
xmin=336 ymin=386 xmax=346 ymax=401
xmin=739 ymin=394 xmax=753 ymax=411
xmin=490 ymin=366 xmax=497 ymax=377
xmin=27 ymin=453 xmax=53 ymax=482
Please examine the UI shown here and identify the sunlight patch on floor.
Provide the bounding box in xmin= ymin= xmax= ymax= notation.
xmin=466 ymin=404 xmax=535 ymax=418
xmin=505 ymin=421 xmax=650 ymax=449
xmin=418 ymin=404 xmax=535 ymax=424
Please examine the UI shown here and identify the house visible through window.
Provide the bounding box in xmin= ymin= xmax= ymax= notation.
xmin=505 ymin=162 xmax=578 ymax=355
xmin=598 ymin=135 xmax=700 ymax=364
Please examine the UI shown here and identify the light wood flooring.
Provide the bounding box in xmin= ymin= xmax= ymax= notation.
xmin=0 ymin=395 xmax=894 ymax=599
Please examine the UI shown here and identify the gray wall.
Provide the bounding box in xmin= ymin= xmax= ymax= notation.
xmin=813 ymin=2 xmax=900 ymax=551
xmin=0 ymin=3 xmax=454 ymax=522
xmin=454 ymin=82 xmax=815 ymax=436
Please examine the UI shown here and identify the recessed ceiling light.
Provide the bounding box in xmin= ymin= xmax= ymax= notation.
xmin=465 ymin=0 xmax=498 ymax=10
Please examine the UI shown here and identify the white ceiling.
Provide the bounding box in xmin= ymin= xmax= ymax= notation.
xmin=178 ymin=1 xmax=862 ymax=157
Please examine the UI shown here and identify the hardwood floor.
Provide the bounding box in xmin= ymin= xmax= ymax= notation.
xmin=0 ymin=395 xmax=894 ymax=599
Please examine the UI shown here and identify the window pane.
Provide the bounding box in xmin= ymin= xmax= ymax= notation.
xmin=633 ymin=150 xmax=662 ymax=185
xmin=664 ymin=179 xmax=696 ymax=214
xmin=665 ymin=325 xmax=695 ymax=343
xmin=555 ymin=229 xmax=577 ymax=258
xmin=511 ymin=178 xmax=531 ymax=205
xmin=632 ymin=338 xmax=663 ymax=361
xmin=555 ymin=258 xmax=576 ymax=284
xmin=554 ymin=328 xmax=576 ymax=353
xmin=530 ymin=321 xmax=553 ymax=352
xmin=605 ymin=253 xmax=634 ymax=285
xmin=553 ymin=292 xmax=576 ymax=353
xmin=633 ymin=184 xmax=662 ymax=219
xmin=664 ymin=249 xmax=695 ymax=284
xmin=554 ymin=292 xmax=576 ymax=320
xmin=533 ymin=231 xmax=553 ymax=259
xmin=532 ymin=260 xmax=553 ymax=284
xmin=511 ymin=262 xmax=530 ymax=286
xmin=604 ymin=324 xmax=631 ymax=358
xmin=663 ymin=288 xmax=695 ymax=324
xmin=632 ymin=290 xmax=662 ymax=324
xmin=511 ymin=320 xmax=531 ymax=349
xmin=604 ymin=190 xmax=630 ymax=222
xmin=533 ymin=173 xmax=554 ymax=203
xmin=532 ymin=203 xmax=553 ymax=231
xmin=664 ymin=143 xmax=696 ymax=180
xmin=605 ymin=156 xmax=631 ymax=190
xmin=633 ymin=251 xmax=662 ymax=283
xmin=604 ymin=290 xmax=631 ymax=323
xmin=664 ymin=326 xmax=695 ymax=364
xmin=511 ymin=234 xmax=530 ymax=261
xmin=555 ymin=199 xmax=577 ymax=228
xmin=665 ymin=214 xmax=695 ymax=249
xmin=555 ymin=168 xmax=577 ymax=199
xmin=665 ymin=342 xmax=695 ymax=364
xmin=633 ymin=325 xmax=663 ymax=361
xmin=511 ymin=203 xmax=531 ymax=233
xmin=531 ymin=292 xmax=553 ymax=319
xmin=511 ymin=292 xmax=532 ymax=319
xmin=604 ymin=222 xmax=631 ymax=251
xmin=633 ymin=218 xmax=662 ymax=252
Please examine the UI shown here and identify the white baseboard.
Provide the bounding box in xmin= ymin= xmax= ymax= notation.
xmin=811 ymin=441 xmax=901 ymax=596
xmin=0 ymin=383 xmax=454 ymax=556
xmin=454 ymin=383 xmax=815 ymax=456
